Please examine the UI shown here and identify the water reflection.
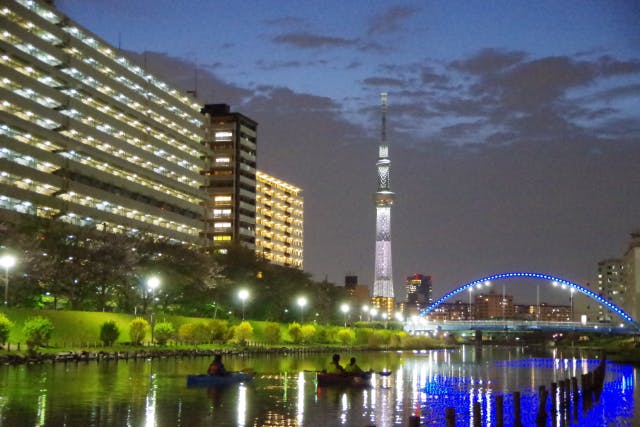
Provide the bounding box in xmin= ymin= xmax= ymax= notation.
xmin=0 ymin=347 xmax=637 ymax=426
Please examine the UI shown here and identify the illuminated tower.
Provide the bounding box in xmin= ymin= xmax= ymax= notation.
xmin=372 ymin=93 xmax=395 ymax=318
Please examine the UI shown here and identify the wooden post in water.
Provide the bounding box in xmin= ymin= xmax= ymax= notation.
xmin=445 ymin=407 xmax=455 ymax=427
xmin=513 ymin=391 xmax=523 ymax=427
xmin=496 ymin=395 xmax=504 ymax=427
xmin=536 ymin=385 xmax=547 ymax=425
xmin=473 ymin=401 xmax=481 ymax=427
xmin=550 ymin=382 xmax=557 ymax=415
xmin=571 ymin=376 xmax=579 ymax=419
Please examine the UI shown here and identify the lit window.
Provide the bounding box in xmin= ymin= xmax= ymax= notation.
xmin=214 ymin=131 xmax=232 ymax=142
xmin=213 ymin=235 xmax=232 ymax=241
xmin=215 ymin=157 xmax=231 ymax=165
xmin=214 ymin=222 xmax=231 ymax=229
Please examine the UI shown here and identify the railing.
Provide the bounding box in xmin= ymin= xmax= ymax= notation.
xmin=404 ymin=319 xmax=639 ymax=334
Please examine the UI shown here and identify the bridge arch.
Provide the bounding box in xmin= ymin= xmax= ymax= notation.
xmin=419 ymin=272 xmax=634 ymax=324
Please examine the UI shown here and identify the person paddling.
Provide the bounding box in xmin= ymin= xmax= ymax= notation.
xmin=327 ymin=353 xmax=345 ymax=374
xmin=344 ymin=357 xmax=364 ymax=375
xmin=208 ymin=354 xmax=227 ymax=376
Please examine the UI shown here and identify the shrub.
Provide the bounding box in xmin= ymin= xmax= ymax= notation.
xmin=336 ymin=328 xmax=355 ymax=345
xmin=178 ymin=322 xmax=209 ymax=344
xmin=233 ymin=321 xmax=253 ymax=346
xmin=263 ymin=322 xmax=281 ymax=345
xmin=300 ymin=324 xmax=317 ymax=344
xmin=99 ymin=320 xmax=120 ymax=346
xmin=129 ymin=317 xmax=149 ymax=345
xmin=23 ymin=316 xmax=54 ymax=351
xmin=0 ymin=313 xmax=13 ymax=345
xmin=154 ymin=322 xmax=174 ymax=345
xmin=207 ymin=319 xmax=229 ymax=342
xmin=288 ymin=322 xmax=302 ymax=344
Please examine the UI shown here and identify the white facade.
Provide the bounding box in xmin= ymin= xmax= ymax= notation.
xmin=255 ymin=171 xmax=303 ymax=268
xmin=0 ymin=0 xmax=207 ymax=244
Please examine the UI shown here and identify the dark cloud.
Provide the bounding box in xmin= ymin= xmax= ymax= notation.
xmin=255 ymin=59 xmax=329 ymax=71
xmin=450 ymin=48 xmax=528 ymax=75
xmin=363 ymin=77 xmax=405 ymax=87
xmin=367 ymin=5 xmax=420 ymax=35
xmin=272 ymin=32 xmax=356 ymax=48
xmin=138 ymin=51 xmax=640 ymax=303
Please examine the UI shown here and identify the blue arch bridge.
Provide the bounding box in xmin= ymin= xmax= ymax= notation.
xmin=404 ymin=272 xmax=640 ymax=336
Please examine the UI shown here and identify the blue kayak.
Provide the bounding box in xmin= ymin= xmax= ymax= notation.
xmin=187 ymin=372 xmax=255 ymax=387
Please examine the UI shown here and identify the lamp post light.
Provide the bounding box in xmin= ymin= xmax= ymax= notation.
xmin=362 ymin=305 xmax=369 ymax=322
xmin=0 ymin=254 xmax=16 ymax=307
xmin=238 ymin=289 xmax=249 ymax=321
xmin=468 ymin=288 xmax=473 ymax=320
xmin=570 ymin=288 xmax=575 ymax=321
xmin=370 ymin=308 xmax=378 ymax=321
xmin=147 ymin=276 xmax=160 ymax=345
xmin=340 ymin=303 xmax=350 ymax=327
xmin=297 ymin=296 xmax=307 ymax=323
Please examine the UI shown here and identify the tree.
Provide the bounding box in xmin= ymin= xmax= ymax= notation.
xmin=233 ymin=321 xmax=253 ymax=346
xmin=263 ymin=322 xmax=281 ymax=345
xmin=129 ymin=317 xmax=149 ymax=345
xmin=0 ymin=313 xmax=13 ymax=345
xmin=288 ymin=322 xmax=302 ymax=344
xmin=300 ymin=324 xmax=317 ymax=344
xmin=23 ymin=316 xmax=54 ymax=352
xmin=153 ymin=322 xmax=175 ymax=345
xmin=99 ymin=320 xmax=120 ymax=346
xmin=336 ymin=328 xmax=355 ymax=345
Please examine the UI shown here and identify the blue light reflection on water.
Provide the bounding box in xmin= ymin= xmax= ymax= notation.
xmin=415 ymin=356 xmax=636 ymax=426
xmin=0 ymin=348 xmax=637 ymax=426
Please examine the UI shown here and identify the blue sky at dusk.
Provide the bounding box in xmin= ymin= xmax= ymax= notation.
xmin=57 ymin=0 xmax=640 ymax=304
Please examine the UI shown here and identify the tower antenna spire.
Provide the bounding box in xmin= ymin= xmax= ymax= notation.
xmin=372 ymin=92 xmax=395 ymax=318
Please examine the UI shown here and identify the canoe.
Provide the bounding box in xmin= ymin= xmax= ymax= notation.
xmin=316 ymin=371 xmax=372 ymax=387
xmin=187 ymin=372 xmax=255 ymax=387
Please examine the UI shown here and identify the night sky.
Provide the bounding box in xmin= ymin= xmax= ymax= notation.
xmin=56 ymin=1 xmax=640 ymax=304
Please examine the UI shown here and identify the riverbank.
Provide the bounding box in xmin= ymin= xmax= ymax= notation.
xmin=0 ymin=344 xmax=455 ymax=366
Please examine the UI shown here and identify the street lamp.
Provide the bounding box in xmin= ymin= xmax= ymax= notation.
xmin=238 ymin=289 xmax=249 ymax=321
xmin=147 ymin=276 xmax=160 ymax=344
xmin=370 ymin=308 xmax=378 ymax=321
xmin=340 ymin=303 xmax=350 ymax=327
xmin=297 ymin=296 xmax=307 ymax=323
xmin=362 ymin=305 xmax=369 ymax=321
xmin=1 ymin=254 xmax=17 ymax=306
xmin=147 ymin=276 xmax=160 ymax=299
xmin=468 ymin=288 xmax=473 ymax=320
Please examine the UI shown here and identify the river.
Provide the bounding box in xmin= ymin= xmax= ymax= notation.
xmin=0 ymin=346 xmax=637 ymax=426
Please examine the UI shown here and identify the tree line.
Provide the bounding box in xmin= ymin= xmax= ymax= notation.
xmin=0 ymin=217 xmax=348 ymax=323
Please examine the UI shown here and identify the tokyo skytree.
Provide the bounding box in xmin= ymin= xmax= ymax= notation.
xmin=372 ymin=93 xmax=395 ymax=314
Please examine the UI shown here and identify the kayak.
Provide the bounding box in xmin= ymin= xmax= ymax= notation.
xmin=187 ymin=372 xmax=255 ymax=387
xmin=316 ymin=371 xmax=372 ymax=387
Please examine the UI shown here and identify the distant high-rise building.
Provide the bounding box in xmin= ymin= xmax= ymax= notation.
xmin=372 ymin=93 xmax=395 ymax=318
xmin=344 ymin=275 xmax=370 ymax=310
xmin=474 ymin=292 xmax=514 ymax=320
xmin=405 ymin=274 xmax=433 ymax=316
xmin=623 ymin=232 xmax=640 ymax=320
xmin=596 ymin=258 xmax=625 ymax=321
xmin=0 ymin=0 xmax=207 ymax=244
xmin=201 ymin=104 xmax=257 ymax=251
xmin=255 ymin=171 xmax=303 ymax=268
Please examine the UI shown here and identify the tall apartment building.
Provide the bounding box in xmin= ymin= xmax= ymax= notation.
xmin=623 ymin=232 xmax=640 ymax=320
xmin=200 ymin=104 xmax=257 ymax=251
xmin=0 ymin=0 xmax=207 ymax=244
xmin=404 ymin=273 xmax=432 ymax=316
xmin=474 ymin=292 xmax=513 ymax=320
xmin=595 ymin=258 xmax=625 ymax=321
xmin=255 ymin=170 xmax=303 ymax=268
